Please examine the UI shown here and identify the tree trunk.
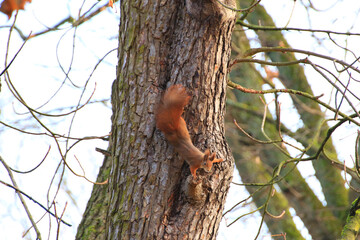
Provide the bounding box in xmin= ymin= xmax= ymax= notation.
xmin=100 ymin=1 xmax=236 ymax=239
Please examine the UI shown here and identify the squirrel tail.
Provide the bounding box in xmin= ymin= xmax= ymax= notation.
xmin=156 ymin=85 xmax=190 ymax=133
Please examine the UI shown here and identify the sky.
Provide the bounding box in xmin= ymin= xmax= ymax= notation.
xmin=0 ymin=0 xmax=360 ymax=239
xmin=0 ymin=0 xmax=117 ymax=239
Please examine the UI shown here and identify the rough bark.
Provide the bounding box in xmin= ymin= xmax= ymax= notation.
xmin=76 ymin=153 xmax=111 ymax=240
xmin=104 ymin=0 xmax=236 ymax=239
xmin=341 ymin=197 xmax=360 ymax=240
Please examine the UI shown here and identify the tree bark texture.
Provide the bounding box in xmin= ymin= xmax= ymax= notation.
xmin=105 ymin=1 xmax=236 ymax=239
xmin=76 ymin=153 xmax=111 ymax=240
xmin=341 ymin=197 xmax=360 ymax=240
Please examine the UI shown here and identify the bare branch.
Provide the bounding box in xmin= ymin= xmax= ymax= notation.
xmin=216 ymin=0 xmax=261 ymax=12
xmin=237 ymin=19 xmax=360 ymax=36
xmin=243 ymin=47 xmax=360 ymax=74
xmin=228 ymin=80 xmax=360 ymax=126
xmin=0 ymin=155 xmax=42 ymax=239
xmin=9 ymin=146 xmax=51 ymax=174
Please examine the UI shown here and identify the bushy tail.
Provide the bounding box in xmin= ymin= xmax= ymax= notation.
xmin=156 ymin=85 xmax=190 ymax=133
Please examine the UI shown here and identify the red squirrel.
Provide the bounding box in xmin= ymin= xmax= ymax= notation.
xmin=156 ymin=84 xmax=223 ymax=179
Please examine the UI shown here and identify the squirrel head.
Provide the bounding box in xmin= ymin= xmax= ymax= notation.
xmin=202 ymin=149 xmax=223 ymax=172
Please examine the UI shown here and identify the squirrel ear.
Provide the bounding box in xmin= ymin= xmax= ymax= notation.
xmin=203 ymin=149 xmax=210 ymax=159
xmin=209 ymin=152 xmax=216 ymax=161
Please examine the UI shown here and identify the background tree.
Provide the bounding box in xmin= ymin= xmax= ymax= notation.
xmin=1 ymin=0 xmax=360 ymax=239
xmin=223 ymin=1 xmax=360 ymax=239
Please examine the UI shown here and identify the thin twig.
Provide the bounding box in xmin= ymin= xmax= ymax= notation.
xmin=228 ymin=58 xmax=307 ymax=71
xmin=0 ymin=175 xmax=71 ymax=226
xmin=0 ymin=34 xmax=28 ymax=77
xmin=266 ymin=209 xmax=286 ymax=219
xmin=216 ymin=0 xmax=261 ymax=12
xmin=342 ymin=159 xmax=360 ymax=193
xmin=227 ymin=205 xmax=265 ymax=227
xmin=355 ymin=130 xmax=360 ymax=176
xmin=0 ymin=156 xmax=43 ymax=239
xmin=9 ymin=146 xmax=51 ymax=174
xmin=243 ymin=47 xmax=360 ymax=75
xmin=237 ymin=19 xmax=360 ymax=36
xmin=233 ymin=119 xmax=281 ymax=144
xmin=308 ymin=60 xmax=360 ymax=120
xmin=227 ymin=80 xmax=360 ymax=126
